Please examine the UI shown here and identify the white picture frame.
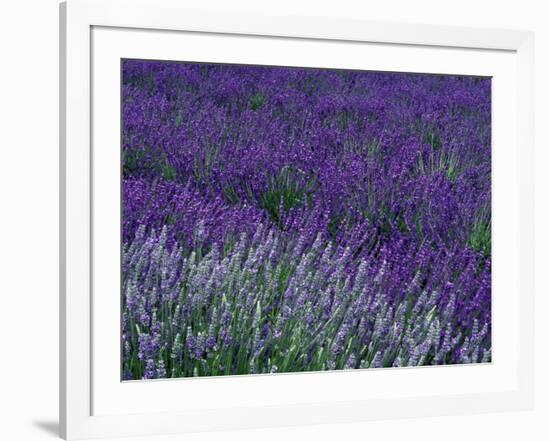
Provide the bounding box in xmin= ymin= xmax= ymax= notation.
xmin=60 ymin=0 xmax=534 ymax=439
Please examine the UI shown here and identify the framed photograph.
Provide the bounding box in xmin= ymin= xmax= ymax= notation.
xmin=60 ymin=0 xmax=534 ymax=439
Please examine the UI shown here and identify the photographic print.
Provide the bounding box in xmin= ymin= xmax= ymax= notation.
xmin=121 ymin=60 xmax=491 ymax=380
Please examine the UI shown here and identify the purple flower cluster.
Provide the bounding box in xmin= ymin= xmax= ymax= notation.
xmin=121 ymin=60 xmax=491 ymax=379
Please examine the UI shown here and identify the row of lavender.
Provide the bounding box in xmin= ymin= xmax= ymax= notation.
xmin=121 ymin=60 xmax=491 ymax=379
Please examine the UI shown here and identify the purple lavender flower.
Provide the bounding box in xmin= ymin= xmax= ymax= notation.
xmin=121 ymin=60 xmax=492 ymax=379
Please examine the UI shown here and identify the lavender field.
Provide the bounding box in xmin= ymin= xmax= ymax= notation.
xmin=121 ymin=60 xmax=491 ymax=380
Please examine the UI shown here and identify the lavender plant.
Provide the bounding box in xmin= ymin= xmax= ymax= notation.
xmin=121 ymin=60 xmax=491 ymax=379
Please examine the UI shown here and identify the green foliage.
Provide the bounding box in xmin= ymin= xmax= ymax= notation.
xmin=221 ymin=183 xmax=241 ymax=205
xmin=260 ymin=167 xmax=315 ymax=227
xmin=192 ymin=144 xmax=221 ymax=185
xmin=123 ymin=147 xmax=177 ymax=182
xmin=122 ymin=149 xmax=142 ymax=177
xmin=161 ymin=161 xmax=176 ymax=181
xmin=469 ymin=218 xmax=491 ymax=257
xmin=424 ymin=129 xmax=443 ymax=151
xmin=396 ymin=214 xmax=408 ymax=234
xmin=122 ymin=148 xmax=157 ymax=177
xmin=250 ymin=92 xmax=266 ymax=111
xmin=416 ymin=147 xmax=460 ymax=183
xmin=125 ymin=71 xmax=157 ymax=94
xmin=327 ymin=214 xmax=345 ymax=240
xmin=445 ymin=154 xmax=459 ymax=182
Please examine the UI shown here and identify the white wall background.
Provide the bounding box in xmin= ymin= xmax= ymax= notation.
xmin=0 ymin=1 xmax=547 ymax=440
